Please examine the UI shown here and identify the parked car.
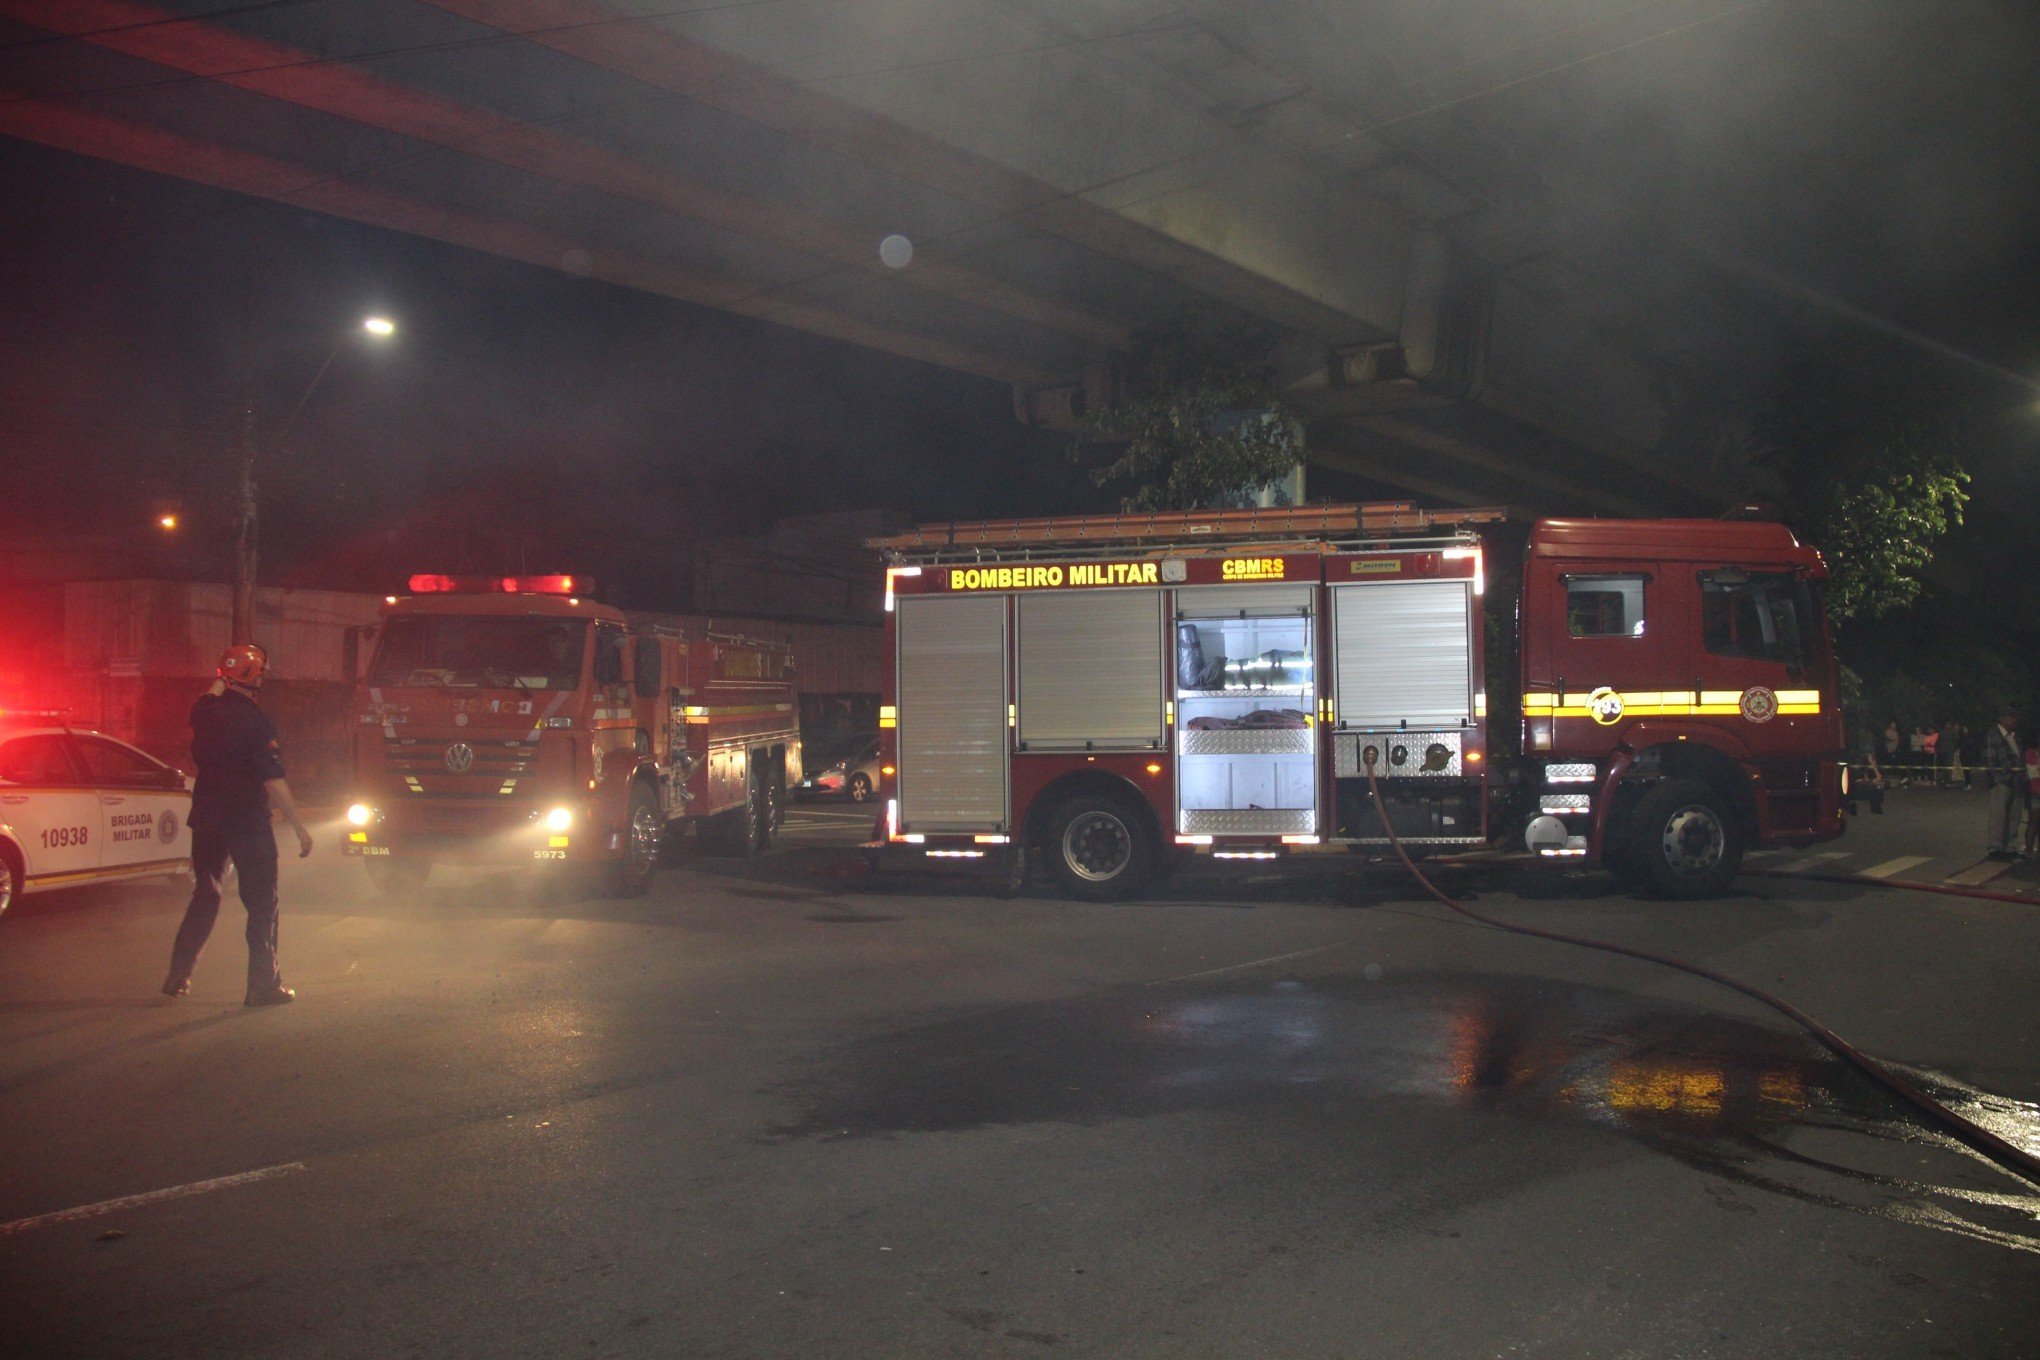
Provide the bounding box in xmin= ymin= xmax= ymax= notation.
xmin=0 ymin=713 xmax=193 ymax=917
xmin=797 ymin=733 xmax=881 ymax=803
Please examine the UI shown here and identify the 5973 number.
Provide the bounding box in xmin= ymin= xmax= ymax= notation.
xmin=41 ymin=825 xmax=89 ymax=849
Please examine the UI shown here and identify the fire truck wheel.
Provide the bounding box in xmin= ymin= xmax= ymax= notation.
xmin=1046 ymin=794 xmax=1154 ymax=902
xmin=1628 ymin=778 xmax=1744 ymax=899
xmin=604 ymin=785 xmax=661 ymax=897
xmin=710 ymin=784 xmax=761 ymax=857
xmin=753 ymin=774 xmax=777 ymax=854
xmin=363 ymin=856 xmax=430 ymax=898
xmin=846 ymin=773 xmax=873 ymax=803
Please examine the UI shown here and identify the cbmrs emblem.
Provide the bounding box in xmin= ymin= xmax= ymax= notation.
xmin=1740 ymin=686 xmax=1778 ymax=723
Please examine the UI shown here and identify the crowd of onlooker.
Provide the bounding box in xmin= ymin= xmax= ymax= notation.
xmin=1861 ymin=718 xmax=1983 ymax=788
xmin=1850 ymin=706 xmax=2040 ymax=858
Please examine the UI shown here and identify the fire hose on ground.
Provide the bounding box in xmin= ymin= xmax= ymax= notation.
xmin=1358 ymin=752 xmax=2040 ymax=1189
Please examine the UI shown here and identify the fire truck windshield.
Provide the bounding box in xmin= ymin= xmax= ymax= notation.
xmin=1699 ymin=571 xmax=1822 ymax=667
xmin=368 ymin=616 xmax=588 ymax=690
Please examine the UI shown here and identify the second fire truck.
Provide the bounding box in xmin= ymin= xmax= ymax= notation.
xmin=870 ymin=503 xmax=1846 ymax=900
xmin=344 ymin=575 xmax=800 ymax=896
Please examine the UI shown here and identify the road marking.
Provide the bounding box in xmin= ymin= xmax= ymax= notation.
xmin=0 ymin=1162 xmax=307 ymax=1238
xmin=1945 ymin=859 xmax=2016 ymax=887
xmin=1860 ymin=855 xmax=1934 ymax=879
xmin=1780 ymin=851 xmax=1850 ymax=872
xmin=1147 ymin=944 xmax=1342 ymax=987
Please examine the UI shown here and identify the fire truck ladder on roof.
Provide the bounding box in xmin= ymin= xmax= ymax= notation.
xmin=867 ymin=502 xmax=1508 ymax=560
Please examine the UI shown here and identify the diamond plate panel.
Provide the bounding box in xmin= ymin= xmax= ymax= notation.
xmin=1179 ymin=808 xmax=1316 ymax=835
xmin=1179 ymin=727 xmax=1313 ymax=756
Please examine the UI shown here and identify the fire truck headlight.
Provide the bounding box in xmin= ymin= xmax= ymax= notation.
xmin=544 ymin=807 xmax=574 ymax=833
xmin=346 ymin=803 xmax=374 ymax=827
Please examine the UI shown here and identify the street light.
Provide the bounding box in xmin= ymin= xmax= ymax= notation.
xmin=157 ymin=513 xmax=178 ymax=531
xmin=231 ymin=314 xmax=398 ymax=643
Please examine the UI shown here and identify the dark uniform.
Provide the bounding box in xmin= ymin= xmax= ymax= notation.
xmin=1984 ymin=720 xmax=2025 ymax=856
xmin=167 ymin=689 xmax=287 ymax=992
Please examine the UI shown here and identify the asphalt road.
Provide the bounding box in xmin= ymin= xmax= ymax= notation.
xmin=3 ymin=798 xmax=2037 ymax=1359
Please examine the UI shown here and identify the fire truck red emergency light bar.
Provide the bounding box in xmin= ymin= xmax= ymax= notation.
xmin=865 ymin=501 xmax=1508 ymax=552
xmin=406 ymin=574 xmax=584 ymax=595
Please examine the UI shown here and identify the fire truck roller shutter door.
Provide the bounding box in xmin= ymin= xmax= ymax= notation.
xmin=1333 ymin=581 xmax=1475 ymax=730
xmin=1173 ymin=585 xmax=1315 ymax=616
xmin=896 ymin=595 xmax=1009 ymax=832
xmin=1018 ymin=591 xmax=1164 ymax=751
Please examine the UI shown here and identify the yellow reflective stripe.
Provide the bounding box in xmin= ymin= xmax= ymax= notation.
xmin=1522 ymin=688 xmax=1822 ymax=718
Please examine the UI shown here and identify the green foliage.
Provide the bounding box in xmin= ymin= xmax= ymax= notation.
xmin=1075 ymin=310 xmax=1302 ymax=511
xmin=1747 ymin=343 xmax=1970 ymax=624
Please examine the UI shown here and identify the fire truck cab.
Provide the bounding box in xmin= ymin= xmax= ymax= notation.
xmin=869 ymin=504 xmax=1844 ymax=901
xmin=345 ymin=575 xmax=799 ymax=897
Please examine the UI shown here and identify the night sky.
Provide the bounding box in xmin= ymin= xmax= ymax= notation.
xmin=0 ymin=136 xmax=1093 ymax=607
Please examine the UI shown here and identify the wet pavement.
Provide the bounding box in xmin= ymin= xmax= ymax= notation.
xmin=1 ymin=805 xmax=2037 ymax=1357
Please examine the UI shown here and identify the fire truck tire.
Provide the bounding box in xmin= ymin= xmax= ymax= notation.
xmin=709 ymin=784 xmax=761 ymax=857
xmin=1045 ymin=794 xmax=1155 ymax=902
xmin=753 ymin=771 xmax=777 ymax=854
xmin=1626 ymin=778 xmax=1744 ymax=899
xmin=603 ymin=785 xmax=661 ymax=897
xmin=363 ymin=856 xmax=430 ymax=898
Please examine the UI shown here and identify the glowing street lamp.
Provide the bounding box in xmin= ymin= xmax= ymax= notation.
xmin=363 ymin=315 xmax=396 ymax=338
xmin=157 ymin=513 xmax=179 ymax=531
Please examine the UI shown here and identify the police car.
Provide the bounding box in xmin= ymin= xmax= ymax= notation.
xmin=0 ymin=713 xmax=193 ymax=917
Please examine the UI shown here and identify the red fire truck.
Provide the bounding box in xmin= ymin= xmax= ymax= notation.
xmin=344 ymin=575 xmax=800 ymax=896
xmin=869 ymin=503 xmax=1846 ymax=900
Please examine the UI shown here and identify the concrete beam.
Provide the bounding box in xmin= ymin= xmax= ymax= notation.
xmin=422 ymin=0 xmax=1381 ymax=341
xmin=0 ymin=91 xmax=1062 ymax=388
xmin=1 ymin=0 xmax=1127 ymax=353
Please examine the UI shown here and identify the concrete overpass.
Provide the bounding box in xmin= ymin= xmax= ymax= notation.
xmin=0 ymin=0 xmax=1785 ymax=515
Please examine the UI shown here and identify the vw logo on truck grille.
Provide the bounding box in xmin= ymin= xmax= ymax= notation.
xmin=444 ymin=742 xmax=476 ymax=774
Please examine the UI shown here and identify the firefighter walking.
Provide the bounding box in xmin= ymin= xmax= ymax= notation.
xmin=162 ymin=644 xmax=314 ymax=1006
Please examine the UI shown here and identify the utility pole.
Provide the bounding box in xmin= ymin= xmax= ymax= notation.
xmin=231 ymin=398 xmax=259 ymax=646
xmin=227 ymin=314 xmax=394 ymax=644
